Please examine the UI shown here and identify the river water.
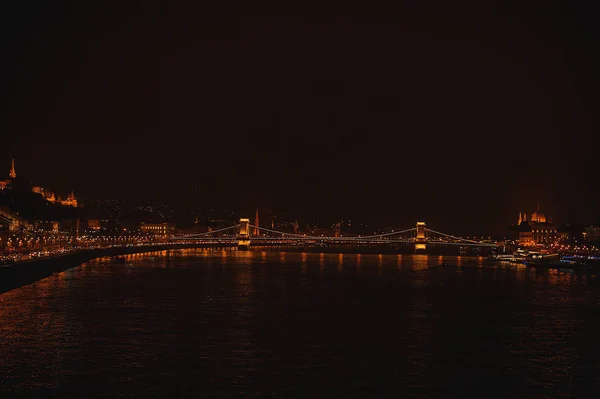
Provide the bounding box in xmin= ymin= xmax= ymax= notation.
xmin=1 ymin=249 xmax=599 ymax=398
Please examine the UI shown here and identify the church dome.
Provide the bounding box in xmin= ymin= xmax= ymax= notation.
xmin=530 ymin=205 xmax=546 ymax=223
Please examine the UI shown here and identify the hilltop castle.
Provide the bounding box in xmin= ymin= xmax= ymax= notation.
xmin=0 ymin=158 xmax=16 ymax=190
xmin=0 ymin=159 xmax=78 ymax=207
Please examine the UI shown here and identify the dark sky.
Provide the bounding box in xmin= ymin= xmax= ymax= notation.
xmin=1 ymin=0 xmax=598 ymax=235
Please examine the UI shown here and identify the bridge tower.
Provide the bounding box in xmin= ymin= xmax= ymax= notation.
xmin=238 ymin=218 xmax=251 ymax=250
xmin=415 ymin=221 xmax=427 ymax=252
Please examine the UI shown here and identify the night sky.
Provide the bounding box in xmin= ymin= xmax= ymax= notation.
xmin=1 ymin=1 xmax=598 ymax=235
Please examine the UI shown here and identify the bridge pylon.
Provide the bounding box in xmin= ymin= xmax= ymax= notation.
xmin=238 ymin=218 xmax=251 ymax=250
xmin=415 ymin=221 xmax=427 ymax=252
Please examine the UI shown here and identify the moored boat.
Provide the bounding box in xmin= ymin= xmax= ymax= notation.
xmin=525 ymin=254 xmax=600 ymax=269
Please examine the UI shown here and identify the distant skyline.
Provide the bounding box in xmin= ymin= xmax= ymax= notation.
xmin=2 ymin=154 xmax=595 ymax=238
xmin=1 ymin=1 xmax=598 ymax=236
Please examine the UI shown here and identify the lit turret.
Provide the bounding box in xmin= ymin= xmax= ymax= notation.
xmin=70 ymin=190 xmax=78 ymax=207
xmin=253 ymin=209 xmax=260 ymax=236
xmin=530 ymin=204 xmax=546 ymax=223
xmin=9 ymin=158 xmax=16 ymax=179
xmin=60 ymin=190 xmax=78 ymax=207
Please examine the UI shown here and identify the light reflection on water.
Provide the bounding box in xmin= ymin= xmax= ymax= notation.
xmin=0 ymin=249 xmax=599 ymax=398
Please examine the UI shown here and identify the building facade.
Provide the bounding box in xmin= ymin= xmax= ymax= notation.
xmin=584 ymin=226 xmax=600 ymax=244
xmin=513 ymin=205 xmax=558 ymax=245
xmin=140 ymin=222 xmax=175 ymax=237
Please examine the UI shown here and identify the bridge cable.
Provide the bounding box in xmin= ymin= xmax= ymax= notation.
xmin=424 ymin=228 xmax=495 ymax=246
xmin=173 ymin=224 xmax=240 ymax=239
xmin=248 ymin=224 xmax=416 ymax=241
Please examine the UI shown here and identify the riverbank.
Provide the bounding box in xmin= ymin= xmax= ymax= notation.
xmin=0 ymin=243 xmax=234 ymax=295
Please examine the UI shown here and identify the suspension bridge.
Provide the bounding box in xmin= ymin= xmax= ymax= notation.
xmin=170 ymin=219 xmax=498 ymax=251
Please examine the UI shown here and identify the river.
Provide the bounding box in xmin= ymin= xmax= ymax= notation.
xmin=1 ymin=248 xmax=599 ymax=398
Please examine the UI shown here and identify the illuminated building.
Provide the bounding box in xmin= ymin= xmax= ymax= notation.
xmin=513 ymin=204 xmax=557 ymax=245
xmin=33 ymin=188 xmax=77 ymax=207
xmin=32 ymin=186 xmax=57 ymax=203
xmin=2 ymin=159 xmax=79 ymax=207
xmin=9 ymin=158 xmax=16 ymax=179
xmin=139 ymin=222 xmax=175 ymax=236
xmin=1 ymin=158 xmax=16 ymax=190
xmin=58 ymin=191 xmax=78 ymax=207
xmin=0 ymin=206 xmax=31 ymax=232
xmin=87 ymin=220 xmax=101 ymax=230
xmin=583 ymin=226 xmax=600 ymax=243
xmin=34 ymin=220 xmax=60 ymax=233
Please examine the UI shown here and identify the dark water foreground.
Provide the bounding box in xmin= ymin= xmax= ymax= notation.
xmin=1 ymin=249 xmax=599 ymax=398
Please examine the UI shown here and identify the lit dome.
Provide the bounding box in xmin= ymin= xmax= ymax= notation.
xmin=530 ymin=205 xmax=546 ymax=223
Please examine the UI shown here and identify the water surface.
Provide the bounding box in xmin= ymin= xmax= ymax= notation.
xmin=1 ymin=249 xmax=599 ymax=398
